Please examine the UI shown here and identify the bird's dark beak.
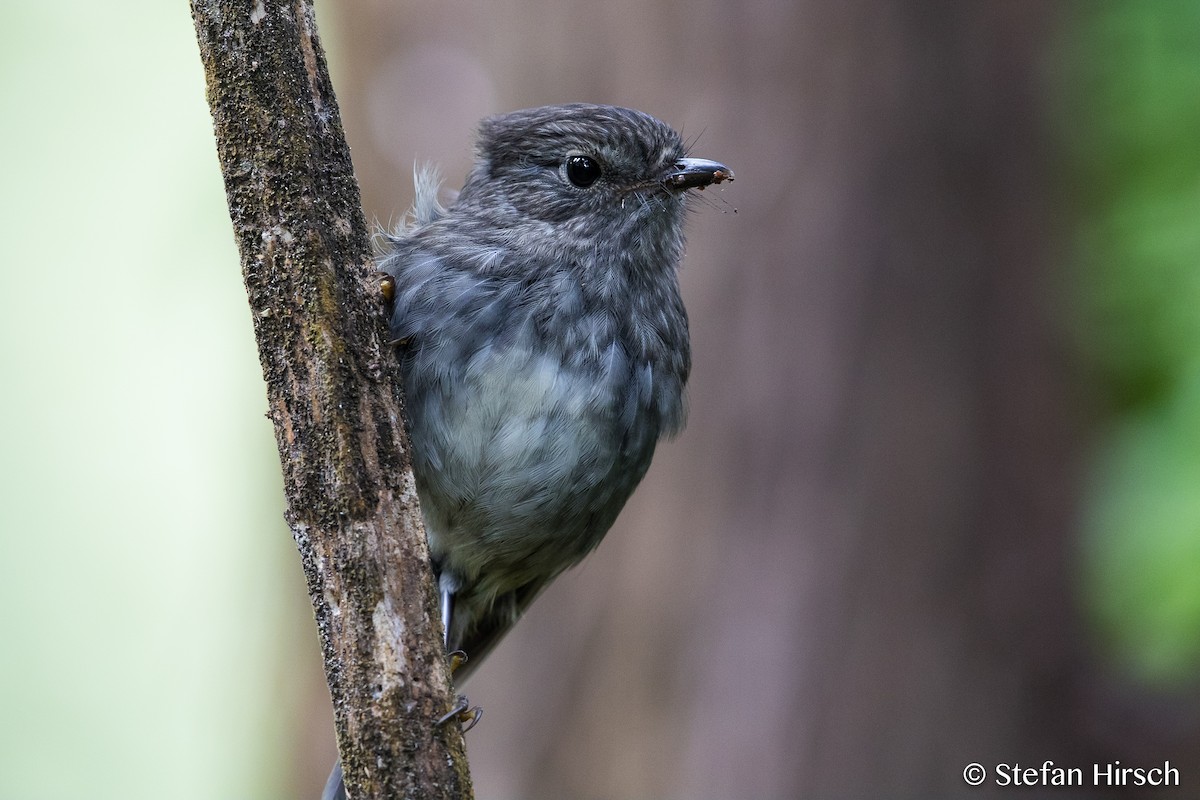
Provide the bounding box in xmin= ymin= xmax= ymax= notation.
xmin=664 ymin=158 xmax=734 ymax=191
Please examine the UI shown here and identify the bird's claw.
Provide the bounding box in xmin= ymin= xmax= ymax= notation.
xmin=378 ymin=272 xmax=396 ymax=303
xmin=437 ymin=695 xmax=482 ymax=732
xmin=459 ymin=705 xmax=483 ymax=733
xmin=447 ymin=649 xmax=468 ymax=674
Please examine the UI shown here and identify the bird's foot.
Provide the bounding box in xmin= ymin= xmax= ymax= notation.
xmin=447 ymin=649 xmax=468 ymax=674
xmin=437 ymin=695 xmax=483 ymax=733
xmin=378 ymin=272 xmax=396 ymax=303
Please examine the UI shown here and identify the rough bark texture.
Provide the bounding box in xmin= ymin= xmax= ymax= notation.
xmin=190 ymin=2 xmax=472 ymax=798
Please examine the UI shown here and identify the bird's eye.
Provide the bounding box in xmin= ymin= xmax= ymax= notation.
xmin=565 ymin=155 xmax=602 ymax=188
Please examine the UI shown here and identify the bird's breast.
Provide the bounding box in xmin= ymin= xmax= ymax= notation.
xmin=406 ymin=326 xmax=671 ymax=591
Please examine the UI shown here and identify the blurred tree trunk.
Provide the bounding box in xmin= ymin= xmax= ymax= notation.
xmin=309 ymin=1 xmax=1180 ymax=797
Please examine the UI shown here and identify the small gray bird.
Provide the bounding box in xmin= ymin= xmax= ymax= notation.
xmin=323 ymin=103 xmax=730 ymax=800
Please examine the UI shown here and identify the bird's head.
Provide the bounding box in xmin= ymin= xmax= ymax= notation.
xmin=456 ymin=104 xmax=732 ymax=257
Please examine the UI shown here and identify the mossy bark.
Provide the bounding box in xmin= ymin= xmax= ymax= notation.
xmin=190 ymin=2 xmax=473 ymax=797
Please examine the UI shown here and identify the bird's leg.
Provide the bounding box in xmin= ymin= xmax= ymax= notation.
xmin=440 ymin=585 xmax=454 ymax=649
xmin=441 ymin=586 xmax=469 ymax=671
xmin=438 ymin=584 xmax=481 ymax=731
xmin=442 ymin=589 xmax=471 ymax=674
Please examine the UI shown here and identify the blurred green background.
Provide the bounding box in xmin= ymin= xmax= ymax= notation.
xmin=1069 ymin=3 xmax=1200 ymax=686
xmin=0 ymin=2 xmax=308 ymax=797
xmin=1 ymin=1 xmax=1197 ymax=798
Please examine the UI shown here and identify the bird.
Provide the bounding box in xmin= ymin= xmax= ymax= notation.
xmin=323 ymin=103 xmax=731 ymax=800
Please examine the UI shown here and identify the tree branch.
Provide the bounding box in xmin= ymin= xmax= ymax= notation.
xmin=190 ymin=2 xmax=472 ymax=797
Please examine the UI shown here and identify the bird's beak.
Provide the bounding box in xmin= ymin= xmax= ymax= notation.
xmin=664 ymin=158 xmax=734 ymax=191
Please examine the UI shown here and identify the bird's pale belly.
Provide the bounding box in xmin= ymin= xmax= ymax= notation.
xmin=410 ymin=341 xmax=651 ymax=597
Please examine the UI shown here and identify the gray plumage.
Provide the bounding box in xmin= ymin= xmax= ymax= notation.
xmin=323 ymin=103 xmax=730 ymax=800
